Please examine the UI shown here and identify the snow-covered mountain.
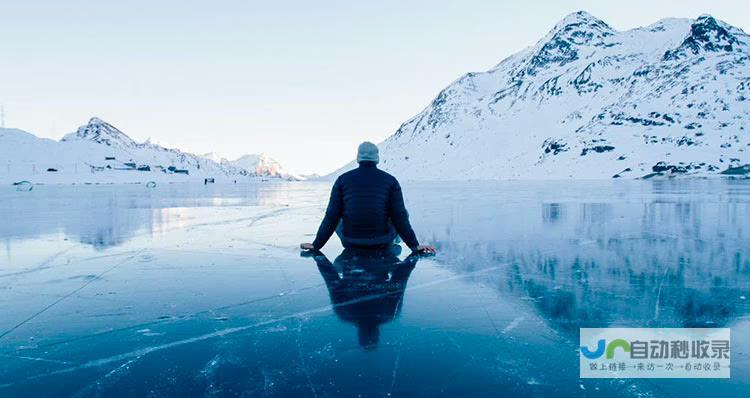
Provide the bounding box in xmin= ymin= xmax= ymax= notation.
xmin=201 ymin=152 xmax=299 ymax=180
xmin=0 ymin=118 xmax=291 ymax=184
xmin=229 ymin=154 xmax=292 ymax=178
xmin=335 ymin=12 xmax=750 ymax=179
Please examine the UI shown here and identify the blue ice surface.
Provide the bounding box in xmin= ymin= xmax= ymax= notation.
xmin=0 ymin=180 xmax=749 ymax=397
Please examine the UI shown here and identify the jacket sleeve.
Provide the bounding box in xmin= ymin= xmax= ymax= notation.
xmin=312 ymin=178 xmax=343 ymax=250
xmin=388 ymin=180 xmax=420 ymax=249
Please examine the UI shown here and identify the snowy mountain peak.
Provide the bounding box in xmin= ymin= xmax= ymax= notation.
xmin=230 ymin=153 xmax=286 ymax=177
xmin=526 ymin=11 xmax=615 ymax=75
xmin=61 ymin=117 xmax=137 ymax=148
xmin=664 ymin=15 xmax=744 ymax=60
xmin=552 ymin=10 xmax=612 ymax=34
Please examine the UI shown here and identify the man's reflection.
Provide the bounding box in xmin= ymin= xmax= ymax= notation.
xmin=303 ymin=246 xmax=421 ymax=350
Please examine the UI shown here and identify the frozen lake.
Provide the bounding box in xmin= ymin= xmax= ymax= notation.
xmin=1 ymin=180 xmax=749 ymax=397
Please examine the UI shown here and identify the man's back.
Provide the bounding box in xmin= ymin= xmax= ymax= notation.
xmin=337 ymin=162 xmax=397 ymax=238
xmin=311 ymin=161 xmax=419 ymax=250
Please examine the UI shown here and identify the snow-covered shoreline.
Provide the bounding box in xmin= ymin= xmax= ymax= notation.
xmin=0 ymin=118 xmax=299 ymax=185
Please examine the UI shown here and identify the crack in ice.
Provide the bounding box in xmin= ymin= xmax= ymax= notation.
xmin=0 ymin=260 xmax=513 ymax=389
xmin=0 ymin=250 xmax=143 ymax=341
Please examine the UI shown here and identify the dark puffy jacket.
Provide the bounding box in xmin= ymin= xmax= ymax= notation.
xmin=312 ymin=162 xmax=419 ymax=250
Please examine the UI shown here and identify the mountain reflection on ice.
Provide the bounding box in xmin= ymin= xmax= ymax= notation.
xmin=0 ymin=180 xmax=748 ymax=397
xmin=0 ymin=183 xmax=296 ymax=251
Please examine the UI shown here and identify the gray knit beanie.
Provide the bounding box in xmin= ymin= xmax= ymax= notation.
xmin=356 ymin=141 xmax=379 ymax=163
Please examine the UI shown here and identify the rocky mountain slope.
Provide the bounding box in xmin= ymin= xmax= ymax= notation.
xmin=336 ymin=12 xmax=750 ymax=179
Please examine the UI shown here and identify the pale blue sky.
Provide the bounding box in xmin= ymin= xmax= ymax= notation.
xmin=1 ymin=0 xmax=748 ymax=174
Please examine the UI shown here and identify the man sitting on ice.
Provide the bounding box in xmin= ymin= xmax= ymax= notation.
xmin=301 ymin=142 xmax=435 ymax=254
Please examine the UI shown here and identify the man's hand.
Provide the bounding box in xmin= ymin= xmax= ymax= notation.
xmin=300 ymin=243 xmax=315 ymax=251
xmin=413 ymin=244 xmax=436 ymax=254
